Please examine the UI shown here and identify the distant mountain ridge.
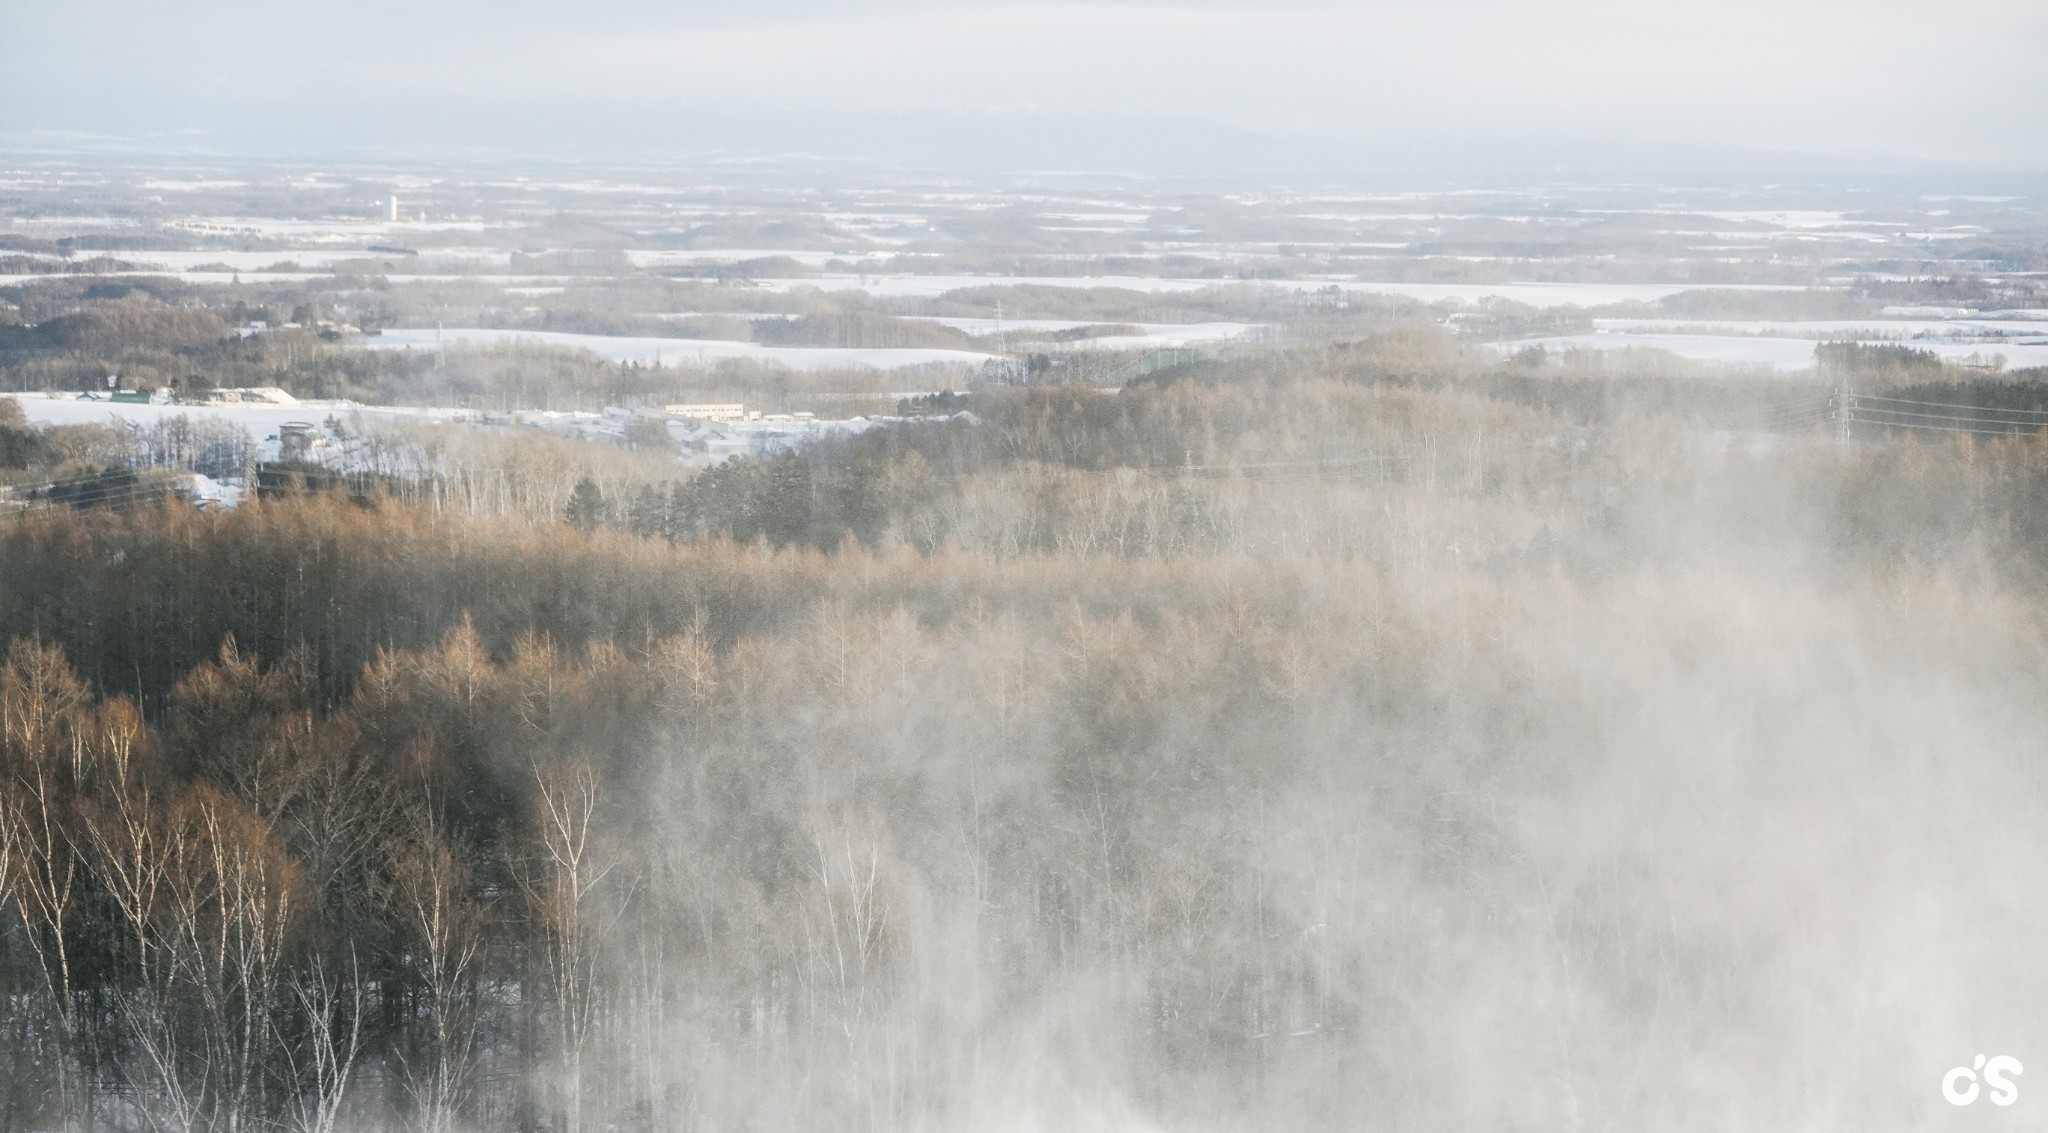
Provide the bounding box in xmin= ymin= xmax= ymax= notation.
xmin=4 ymin=104 xmax=2041 ymax=189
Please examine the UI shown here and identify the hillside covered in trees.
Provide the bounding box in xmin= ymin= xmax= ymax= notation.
xmin=5 ymin=355 xmax=2048 ymax=1132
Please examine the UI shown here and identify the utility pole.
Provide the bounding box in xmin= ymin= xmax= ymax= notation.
xmin=1826 ymin=345 xmax=1853 ymax=446
xmin=1835 ymin=371 xmax=1854 ymax=446
xmin=994 ymin=299 xmax=1010 ymax=381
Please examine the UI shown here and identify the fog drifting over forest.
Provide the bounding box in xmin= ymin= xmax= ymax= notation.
xmin=4 ymin=1 xmax=2048 ymax=1130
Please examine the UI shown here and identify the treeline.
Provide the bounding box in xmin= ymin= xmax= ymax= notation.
xmin=0 ymin=311 xmax=926 ymax=412
xmin=553 ymin=375 xmax=1581 ymax=552
xmin=7 ymin=380 xmax=2048 ymax=717
xmin=0 ymin=302 xmax=238 ymax=394
xmin=0 ymin=299 xmax=367 ymax=398
xmin=574 ymin=364 xmax=2048 ymax=567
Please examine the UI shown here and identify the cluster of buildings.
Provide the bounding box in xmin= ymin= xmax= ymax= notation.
xmin=235 ymin=319 xmax=359 ymax=339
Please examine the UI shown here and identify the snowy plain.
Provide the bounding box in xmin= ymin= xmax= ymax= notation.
xmin=366 ymin=328 xmax=999 ymax=370
xmin=903 ymin=317 xmax=1263 ymax=344
xmin=623 ymin=249 xmax=895 ymax=268
xmin=0 ymin=393 xmax=458 ymax=432
xmin=1494 ymin=334 xmax=2048 ymax=372
xmin=757 ymin=275 xmax=1813 ymax=308
xmin=80 ymin=250 xmax=506 ymax=271
xmin=0 ymin=392 xmax=471 ymax=463
xmin=1591 ymin=318 xmax=2048 ymax=340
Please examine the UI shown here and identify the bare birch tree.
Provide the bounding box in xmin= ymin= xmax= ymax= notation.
xmin=385 ymin=804 xmax=487 ymax=1133
xmin=520 ymin=760 xmax=617 ymax=1133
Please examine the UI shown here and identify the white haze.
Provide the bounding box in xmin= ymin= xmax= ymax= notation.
xmin=3 ymin=0 xmax=2046 ymax=169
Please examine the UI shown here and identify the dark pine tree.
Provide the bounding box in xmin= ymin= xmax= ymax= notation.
xmin=565 ymin=478 xmax=606 ymax=530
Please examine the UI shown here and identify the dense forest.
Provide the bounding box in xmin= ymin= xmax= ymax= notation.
xmin=5 ymin=349 xmax=2048 ymax=1131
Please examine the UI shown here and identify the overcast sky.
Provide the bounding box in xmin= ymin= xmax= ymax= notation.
xmin=4 ymin=0 xmax=2044 ymax=170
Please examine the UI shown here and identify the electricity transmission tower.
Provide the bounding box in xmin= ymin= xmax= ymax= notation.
xmin=1826 ymin=346 xmax=1854 ymax=445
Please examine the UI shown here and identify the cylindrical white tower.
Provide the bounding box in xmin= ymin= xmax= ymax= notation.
xmin=388 ymin=195 xmax=399 ymax=222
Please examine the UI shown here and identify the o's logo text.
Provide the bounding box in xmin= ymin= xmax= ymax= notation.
xmin=1944 ymin=1054 xmax=2023 ymax=1106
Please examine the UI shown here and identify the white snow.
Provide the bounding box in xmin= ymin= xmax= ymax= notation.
xmin=1495 ymin=334 xmax=2048 ymax=372
xmin=625 ymin=249 xmax=894 ymax=268
xmin=0 ymin=271 xmax=336 ymax=286
xmin=1337 ymin=282 xmax=1812 ymax=307
xmin=1882 ymin=306 xmax=1984 ymax=318
xmin=365 ymin=328 xmax=999 ymax=370
xmin=1680 ymin=210 xmax=1860 ymax=228
xmin=169 ymin=217 xmax=505 ymax=239
xmin=0 ymin=392 xmax=472 ymax=461
xmin=1592 ymin=318 xmax=2048 ymax=341
xmin=906 ymin=317 xmax=1109 ymax=333
xmin=7 ymin=216 xmax=143 ymax=229
xmin=905 ymin=317 xmax=1261 ymax=344
xmin=759 ymin=275 xmax=1811 ymax=308
xmin=85 ymin=249 xmax=513 ymax=272
xmin=79 ymin=250 xmax=384 ymax=272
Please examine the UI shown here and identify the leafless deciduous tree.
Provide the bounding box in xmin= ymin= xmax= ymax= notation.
xmin=385 ymin=802 xmax=486 ymax=1133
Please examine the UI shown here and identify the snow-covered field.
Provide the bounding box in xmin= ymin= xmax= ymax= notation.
xmin=0 ymin=268 xmax=1816 ymax=314
xmin=1592 ymin=318 xmax=2048 ymax=340
xmin=87 ymin=249 xmax=513 ymax=271
xmin=0 ymin=391 xmax=905 ymax=469
xmin=1495 ymin=334 xmax=2048 ymax=372
xmin=167 ymin=217 xmax=505 ymax=239
xmin=905 ymin=316 xmax=1111 ymax=333
xmin=1271 ymin=281 xmax=1811 ymax=308
xmin=756 ymin=274 xmax=1238 ymax=299
xmin=1 ymin=393 xmax=457 ymax=432
xmin=366 ymin=328 xmax=998 ymax=370
xmin=761 ymin=275 xmax=1810 ymax=308
xmin=905 ymin=317 xmax=1262 ymax=345
xmin=3 ymin=270 xmax=336 ymax=286
xmin=140 ymin=179 xmax=250 ymax=192
xmin=624 ymin=249 xmax=894 ymax=268
xmin=1686 ymin=210 xmax=1861 ymax=228
xmin=82 ymin=250 xmax=391 ymax=271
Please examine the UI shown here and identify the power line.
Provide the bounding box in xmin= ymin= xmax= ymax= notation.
xmin=1857 ymin=393 xmax=2048 ymax=419
xmin=1691 ymin=392 xmax=2048 ymax=438
xmin=1849 ymin=412 xmax=2030 ymax=437
xmin=1852 ymin=405 xmax=2048 ymax=429
xmin=1737 ymin=404 xmax=1835 ymax=424
xmin=1695 ymin=396 xmax=1836 ymax=429
xmin=0 ymin=474 xmax=221 ymax=513
xmin=1701 ymin=407 xmax=1834 ymax=432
